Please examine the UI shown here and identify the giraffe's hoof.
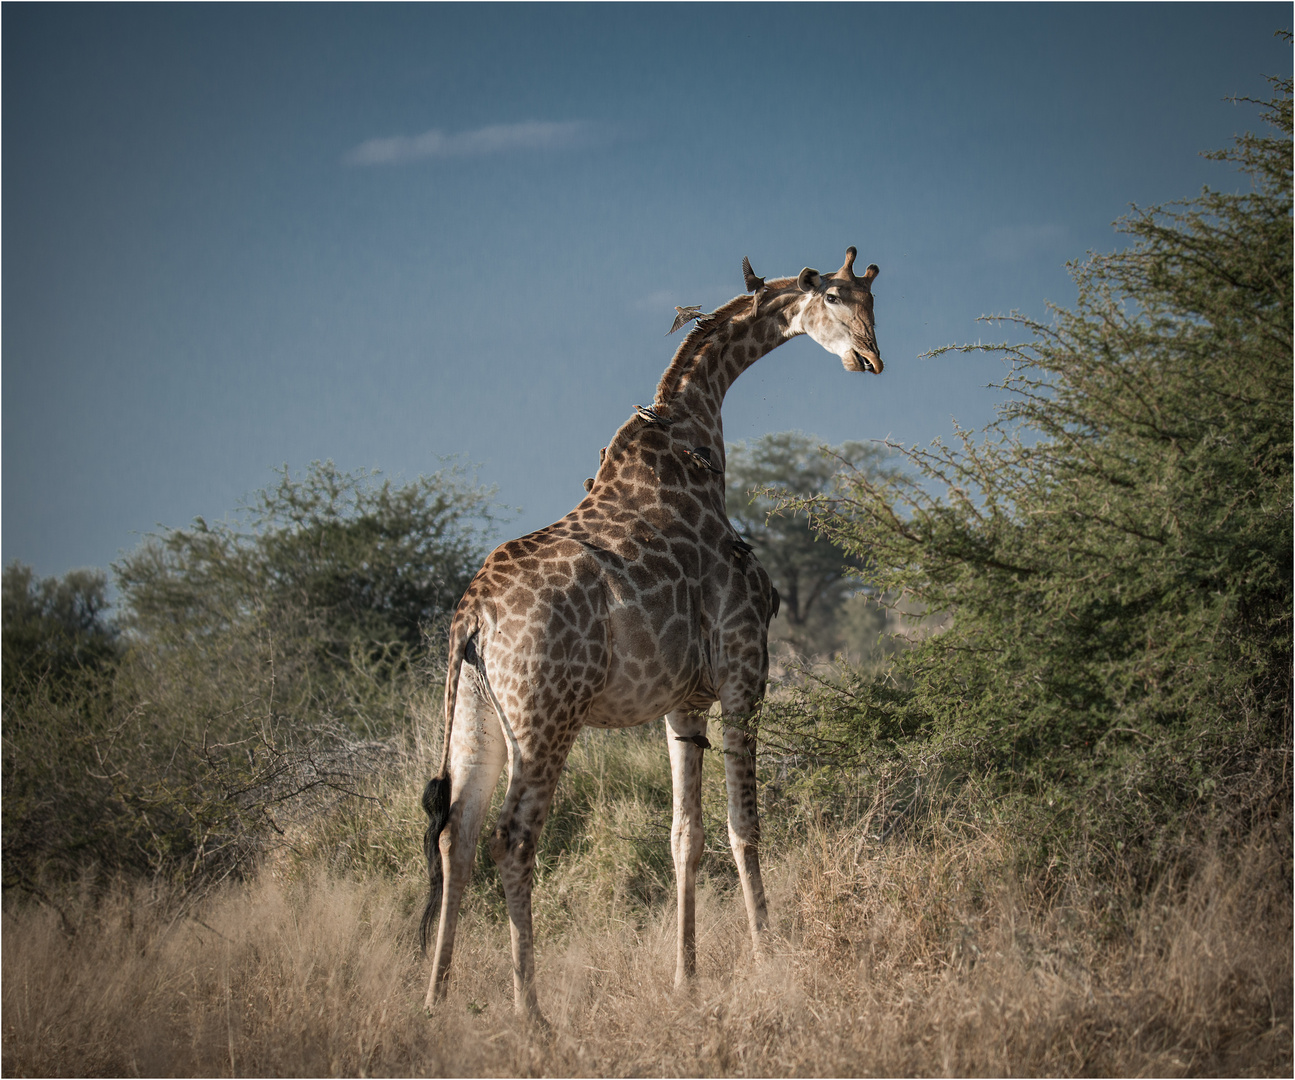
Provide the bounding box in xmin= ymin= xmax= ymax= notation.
xmin=523 ymin=1008 xmax=553 ymax=1037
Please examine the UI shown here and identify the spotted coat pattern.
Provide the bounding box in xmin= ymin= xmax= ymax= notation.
xmin=422 ymin=248 xmax=882 ymax=1019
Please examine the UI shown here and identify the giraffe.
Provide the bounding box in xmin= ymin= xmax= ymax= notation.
xmin=420 ymin=246 xmax=882 ymax=1021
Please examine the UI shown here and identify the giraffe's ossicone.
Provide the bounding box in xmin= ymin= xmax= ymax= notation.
xmin=421 ymin=247 xmax=883 ymax=1021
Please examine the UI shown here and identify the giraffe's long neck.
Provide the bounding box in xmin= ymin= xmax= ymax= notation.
xmin=652 ymin=283 xmax=803 ymax=456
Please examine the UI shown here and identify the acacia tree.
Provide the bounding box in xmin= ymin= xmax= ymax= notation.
xmin=725 ymin=432 xmax=896 ymax=655
xmin=2 ymin=563 xmax=119 ymax=696
xmin=783 ymin=66 xmax=1292 ymax=861
xmin=114 ymin=459 xmax=499 ymax=736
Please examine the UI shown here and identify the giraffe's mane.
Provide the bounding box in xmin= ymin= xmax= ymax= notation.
xmin=652 ymin=276 xmax=798 ymax=408
xmin=589 ymin=276 xmax=800 ymax=488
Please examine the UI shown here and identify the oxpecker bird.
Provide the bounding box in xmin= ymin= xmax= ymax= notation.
xmin=635 ymin=403 xmax=673 ymax=427
xmin=669 ymin=305 xmax=704 ymax=334
xmin=674 ymin=733 xmax=712 ymax=750
xmin=742 ymin=256 xmax=767 ymax=318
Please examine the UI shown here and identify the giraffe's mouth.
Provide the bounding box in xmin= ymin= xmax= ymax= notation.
xmin=848 ymin=349 xmax=883 ymax=374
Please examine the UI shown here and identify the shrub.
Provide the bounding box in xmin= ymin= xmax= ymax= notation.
xmin=768 ymin=68 xmax=1293 ymax=877
xmin=2 ymin=464 xmax=497 ymax=895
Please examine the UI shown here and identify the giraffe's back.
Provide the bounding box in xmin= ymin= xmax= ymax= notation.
xmin=455 ymin=483 xmax=768 ymax=729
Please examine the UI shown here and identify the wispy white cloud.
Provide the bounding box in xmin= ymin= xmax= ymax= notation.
xmin=345 ymin=120 xmax=593 ymax=166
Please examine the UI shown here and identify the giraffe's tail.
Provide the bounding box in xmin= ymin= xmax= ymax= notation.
xmin=419 ymin=613 xmax=476 ymax=956
xmin=418 ymin=774 xmax=451 ymax=955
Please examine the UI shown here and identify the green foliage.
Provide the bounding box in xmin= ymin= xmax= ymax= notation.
xmin=114 ymin=459 xmax=498 ymax=738
xmin=726 ymin=432 xmax=898 ymax=658
xmin=1 ymin=566 xmax=128 ymax=891
xmin=0 ymin=566 xmax=159 ymax=894
xmin=119 ymin=460 xmax=494 ymax=653
xmin=771 ymin=71 xmax=1293 ymax=873
xmin=2 ymin=464 xmax=497 ymax=895
xmin=2 ymin=563 xmax=119 ymax=696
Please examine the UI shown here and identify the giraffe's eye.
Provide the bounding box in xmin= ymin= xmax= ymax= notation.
xmin=825 ymin=293 xmax=840 ymax=304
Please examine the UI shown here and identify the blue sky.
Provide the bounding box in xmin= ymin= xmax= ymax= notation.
xmin=3 ymin=3 xmax=1287 ymax=580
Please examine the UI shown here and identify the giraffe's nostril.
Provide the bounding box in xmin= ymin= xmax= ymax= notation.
xmin=853 ymin=350 xmax=883 ymax=374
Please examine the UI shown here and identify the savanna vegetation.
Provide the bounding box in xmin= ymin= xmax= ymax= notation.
xmin=3 ymin=65 xmax=1291 ymax=1078
xmin=2 ymin=461 xmax=498 ymax=895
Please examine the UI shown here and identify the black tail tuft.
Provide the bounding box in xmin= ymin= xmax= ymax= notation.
xmin=418 ymin=775 xmax=452 ymax=956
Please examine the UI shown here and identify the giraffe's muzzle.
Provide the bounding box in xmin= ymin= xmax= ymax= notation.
xmin=849 ymin=349 xmax=883 ymax=374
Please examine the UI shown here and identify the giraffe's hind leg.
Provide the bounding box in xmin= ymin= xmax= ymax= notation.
xmin=666 ymin=709 xmax=707 ymax=987
xmin=489 ymin=720 xmax=580 ymax=1022
xmin=425 ymin=671 xmax=507 ymax=1010
xmin=720 ymin=689 xmax=769 ymax=958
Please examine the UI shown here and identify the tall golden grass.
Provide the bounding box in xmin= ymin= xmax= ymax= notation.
xmin=3 ymin=727 xmax=1290 ymax=1077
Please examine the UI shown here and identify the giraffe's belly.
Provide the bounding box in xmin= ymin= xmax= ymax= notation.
xmin=580 ymin=606 xmax=714 ymax=728
xmin=582 ymin=681 xmax=713 ymax=728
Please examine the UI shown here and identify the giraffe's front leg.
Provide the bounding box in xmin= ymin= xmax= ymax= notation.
xmin=720 ymin=703 xmax=768 ymax=958
xmin=666 ymin=709 xmax=707 ymax=987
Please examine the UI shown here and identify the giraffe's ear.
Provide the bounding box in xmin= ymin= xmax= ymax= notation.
xmin=797 ymin=267 xmax=822 ymax=292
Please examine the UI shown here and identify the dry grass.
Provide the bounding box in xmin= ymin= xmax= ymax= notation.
xmin=4 ymin=796 xmax=1289 ymax=1077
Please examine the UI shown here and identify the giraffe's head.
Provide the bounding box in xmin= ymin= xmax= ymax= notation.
xmin=790 ymin=247 xmax=882 ymax=374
